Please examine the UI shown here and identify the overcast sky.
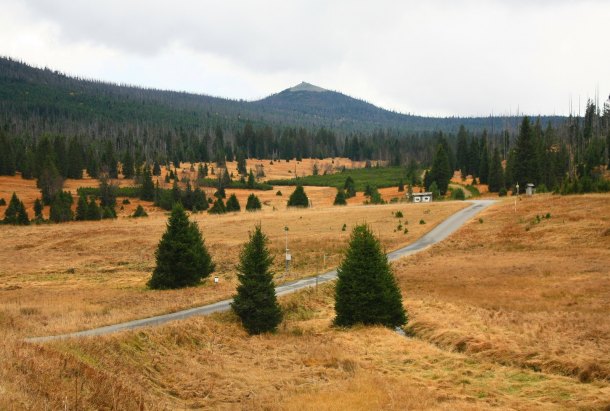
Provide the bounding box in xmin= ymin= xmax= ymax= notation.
xmin=1 ymin=0 xmax=609 ymax=117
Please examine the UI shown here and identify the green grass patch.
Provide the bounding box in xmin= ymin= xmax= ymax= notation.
xmin=267 ymin=166 xmax=407 ymax=191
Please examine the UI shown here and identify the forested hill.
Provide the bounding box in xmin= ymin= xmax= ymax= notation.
xmin=0 ymin=57 xmax=564 ymax=137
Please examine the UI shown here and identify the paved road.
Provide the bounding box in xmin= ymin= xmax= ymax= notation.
xmin=26 ymin=200 xmax=496 ymax=343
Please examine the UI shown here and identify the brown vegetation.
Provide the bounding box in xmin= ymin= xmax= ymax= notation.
xmin=1 ymin=165 xmax=609 ymax=410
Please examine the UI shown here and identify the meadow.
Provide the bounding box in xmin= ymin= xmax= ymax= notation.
xmin=0 ymin=159 xmax=609 ymax=410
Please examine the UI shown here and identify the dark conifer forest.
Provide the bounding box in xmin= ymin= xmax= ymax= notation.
xmin=1 ymin=56 xmax=609 ymax=196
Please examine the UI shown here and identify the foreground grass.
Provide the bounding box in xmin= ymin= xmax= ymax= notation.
xmin=3 ymin=284 xmax=609 ymax=410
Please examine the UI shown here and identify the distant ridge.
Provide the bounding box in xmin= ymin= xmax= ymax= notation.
xmin=0 ymin=56 xmax=566 ymax=135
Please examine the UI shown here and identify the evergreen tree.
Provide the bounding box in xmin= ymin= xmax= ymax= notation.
xmin=488 ymin=148 xmax=505 ymax=193
xmin=140 ymin=166 xmax=155 ymax=201
xmin=132 ymin=205 xmax=148 ymax=217
xmin=287 ymin=185 xmax=309 ymax=207
xmin=398 ymin=179 xmax=404 ymax=192
xmin=33 ymin=198 xmax=43 ymax=220
xmin=208 ymin=198 xmax=227 ymax=214
xmin=152 ymin=161 xmax=162 ymax=176
xmin=247 ymin=170 xmax=255 ymax=188
xmin=182 ymin=181 xmax=194 ymax=210
xmin=66 ymin=138 xmax=84 ymax=179
xmin=407 ymin=184 xmax=413 ymax=201
xmin=478 ymin=137 xmax=490 ymax=184
xmin=226 ymin=193 xmax=241 ymax=212
xmin=236 ymin=150 xmax=247 ymax=175
xmin=428 ymin=144 xmax=452 ymax=195
xmin=429 ymin=181 xmax=440 ymax=200
xmin=513 ymin=117 xmax=540 ymax=185
xmin=456 ymin=125 xmax=469 ymax=175
xmin=245 ymin=193 xmax=262 ymax=211
xmin=37 ymin=159 xmax=64 ymax=205
xmin=75 ymin=195 xmax=88 ymax=221
xmin=3 ymin=193 xmax=29 ymax=225
xmin=214 ymin=186 xmax=226 ymax=199
xmin=49 ymin=191 xmax=73 ymax=223
xmin=334 ymin=224 xmax=407 ymax=328
xmin=122 ymin=152 xmax=135 ymax=179
xmin=192 ymin=187 xmax=209 ymax=211
xmin=98 ymin=174 xmax=117 ymax=207
xmin=231 ymin=225 xmax=282 ymax=335
xmin=171 ymin=179 xmax=182 ymax=204
xmin=334 ymin=188 xmax=347 ymax=205
xmin=87 ymin=197 xmax=102 ymax=220
xmin=344 ymin=176 xmax=356 ymax=198
xmin=148 ymin=203 xmax=215 ymax=289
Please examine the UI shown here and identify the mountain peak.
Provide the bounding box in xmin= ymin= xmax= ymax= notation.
xmin=287 ymin=82 xmax=327 ymax=93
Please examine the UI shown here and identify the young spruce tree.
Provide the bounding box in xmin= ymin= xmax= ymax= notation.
xmin=226 ymin=193 xmax=241 ymax=212
xmin=232 ymin=225 xmax=283 ymax=335
xmin=148 ymin=203 xmax=215 ymax=289
xmin=334 ymin=224 xmax=407 ymax=328
xmin=287 ymin=185 xmax=309 ymax=207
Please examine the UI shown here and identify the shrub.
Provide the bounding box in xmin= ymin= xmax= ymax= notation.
xmin=395 ymin=211 xmax=403 ymax=218
xmin=148 ymin=203 xmax=215 ymax=289
xmin=122 ymin=198 xmax=131 ymax=205
xmin=0 ymin=198 xmax=5 ymax=206
xmin=451 ymin=188 xmax=466 ymax=200
xmin=276 ymin=190 xmax=282 ymax=196
xmin=498 ymin=187 xmax=508 ymax=197
xmin=419 ymin=219 xmax=426 ymax=225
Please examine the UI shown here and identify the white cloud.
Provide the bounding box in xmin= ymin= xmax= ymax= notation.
xmin=1 ymin=0 xmax=608 ymax=116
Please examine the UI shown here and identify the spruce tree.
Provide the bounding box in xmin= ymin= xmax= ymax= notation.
xmin=334 ymin=224 xmax=406 ymax=328
xmin=152 ymin=161 xmax=162 ymax=176
xmin=192 ymin=187 xmax=209 ymax=211
xmin=49 ymin=191 xmax=73 ymax=223
xmin=148 ymin=203 xmax=215 ymax=289
xmin=231 ymin=225 xmax=283 ymax=335
xmin=429 ymin=144 xmax=452 ymax=195
xmin=344 ymin=176 xmax=356 ymax=198
xmin=398 ymin=179 xmax=404 ymax=192
xmin=122 ymin=152 xmax=135 ymax=179
xmin=287 ymin=185 xmax=309 ymax=207
xmin=488 ymin=148 xmax=505 ymax=192
xmin=75 ymin=195 xmax=88 ymax=221
xmin=33 ymin=198 xmax=43 ymax=219
xmin=87 ymin=197 xmax=102 ymax=220
xmin=226 ymin=193 xmax=241 ymax=212
xmin=334 ymin=188 xmax=347 ymax=205
xmin=3 ymin=193 xmax=29 ymax=225
xmin=208 ymin=198 xmax=226 ymax=214
xmin=245 ymin=193 xmax=262 ymax=211
xmin=514 ymin=116 xmax=540 ymax=185
xmin=140 ymin=167 xmax=155 ymax=201
xmin=132 ymin=205 xmax=148 ymax=217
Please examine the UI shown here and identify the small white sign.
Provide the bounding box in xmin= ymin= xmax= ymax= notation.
xmin=214 ymin=276 xmax=219 ymax=284
xmin=285 ymin=253 xmax=292 ymax=261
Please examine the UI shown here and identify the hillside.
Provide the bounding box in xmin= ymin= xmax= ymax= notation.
xmin=0 ymin=57 xmax=565 ymax=137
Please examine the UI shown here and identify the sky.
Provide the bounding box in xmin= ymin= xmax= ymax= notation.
xmin=1 ymin=0 xmax=609 ymax=117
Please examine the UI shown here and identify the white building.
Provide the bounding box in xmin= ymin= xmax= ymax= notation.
xmin=410 ymin=192 xmax=433 ymax=203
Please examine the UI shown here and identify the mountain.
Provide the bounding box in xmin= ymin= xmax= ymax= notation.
xmin=0 ymin=56 xmax=565 ymax=137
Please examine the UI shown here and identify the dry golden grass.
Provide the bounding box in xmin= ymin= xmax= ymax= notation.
xmin=3 ymin=285 xmax=609 ymax=410
xmin=395 ymin=194 xmax=610 ymax=384
xmin=2 ymin=166 xmax=610 ymax=410
xmin=0 ymin=171 xmax=463 ymax=338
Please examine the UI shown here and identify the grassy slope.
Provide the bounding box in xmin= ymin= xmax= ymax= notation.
xmin=1 ymin=194 xmax=609 ymax=409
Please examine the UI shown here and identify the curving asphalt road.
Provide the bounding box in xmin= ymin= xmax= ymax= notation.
xmin=26 ymin=200 xmax=496 ymax=343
